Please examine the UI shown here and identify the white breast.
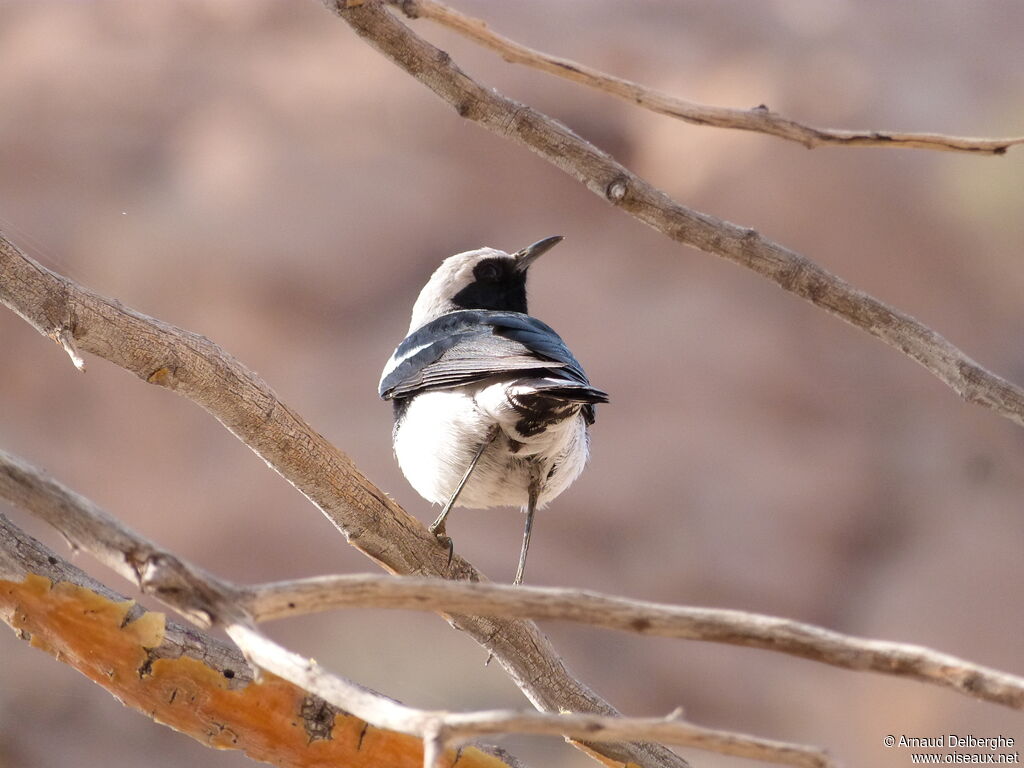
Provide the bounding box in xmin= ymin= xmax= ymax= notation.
xmin=392 ymin=383 xmax=590 ymax=510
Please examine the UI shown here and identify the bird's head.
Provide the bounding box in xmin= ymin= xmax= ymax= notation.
xmin=408 ymin=236 xmax=563 ymax=332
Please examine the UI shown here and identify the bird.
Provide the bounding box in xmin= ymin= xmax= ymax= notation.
xmin=378 ymin=236 xmax=608 ymax=584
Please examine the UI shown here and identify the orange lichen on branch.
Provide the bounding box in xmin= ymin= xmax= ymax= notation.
xmin=0 ymin=575 xmax=509 ymax=768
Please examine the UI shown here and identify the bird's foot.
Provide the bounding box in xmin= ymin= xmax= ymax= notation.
xmin=428 ymin=521 xmax=454 ymax=566
xmin=438 ymin=534 xmax=454 ymax=566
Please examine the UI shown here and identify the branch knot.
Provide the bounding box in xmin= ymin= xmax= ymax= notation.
xmin=606 ymin=177 xmax=628 ymax=204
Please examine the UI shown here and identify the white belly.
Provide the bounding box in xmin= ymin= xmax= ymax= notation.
xmin=392 ymin=385 xmax=590 ymax=510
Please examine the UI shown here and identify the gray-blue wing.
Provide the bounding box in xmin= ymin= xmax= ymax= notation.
xmin=379 ymin=311 xmax=607 ymax=406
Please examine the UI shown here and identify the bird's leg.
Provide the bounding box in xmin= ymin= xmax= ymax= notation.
xmin=429 ymin=425 xmax=499 ymax=557
xmin=514 ymin=466 xmax=543 ymax=586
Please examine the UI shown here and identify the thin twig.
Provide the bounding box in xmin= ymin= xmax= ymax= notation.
xmin=243 ymin=573 xmax=1024 ymax=710
xmin=0 ymin=232 xmax=683 ymax=768
xmin=422 ymin=722 xmax=446 ymax=768
xmin=0 ymin=450 xmax=833 ymax=768
xmin=396 ymin=0 xmax=1024 ymax=155
xmin=432 ymin=709 xmax=831 ymax=768
xmin=54 ymin=326 xmax=86 ymax=371
xmin=328 ymin=1 xmax=1024 ymax=431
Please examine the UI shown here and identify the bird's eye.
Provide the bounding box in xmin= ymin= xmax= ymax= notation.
xmin=476 ymin=262 xmax=501 ymax=282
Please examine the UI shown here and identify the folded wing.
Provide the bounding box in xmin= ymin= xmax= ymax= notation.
xmin=379 ymin=310 xmax=608 ymax=421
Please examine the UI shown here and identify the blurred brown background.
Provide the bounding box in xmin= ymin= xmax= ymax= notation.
xmin=2 ymin=1 xmax=1023 ymax=767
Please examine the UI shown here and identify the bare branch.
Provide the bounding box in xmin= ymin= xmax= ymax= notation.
xmin=422 ymin=721 xmax=446 ymax=768
xmin=229 ymin=620 xmax=832 ymax=767
xmin=0 ymin=448 xmax=232 ymax=627
xmin=0 ymin=451 xmax=834 ymax=768
xmin=431 ymin=710 xmax=831 ymax=768
xmin=0 ymin=455 xmax=493 ymax=767
xmin=327 ymin=1 xmax=1024 ymax=430
xmin=243 ymin=573 xmax=1024 ymax=710
xmin=0 ymin=231 xmax=685 ymax=768
xmin=395 ymin=0 xmax=1024 ymax=155
xmin=54 ymin=326 xmax=86 ymax=371
xmin=0 ymin=515 xmax=465 ymax=768
xmin=0 ymin=515 xmax=246 ymax=683
xmin=0 ymin=448 xmax=449 ymax=735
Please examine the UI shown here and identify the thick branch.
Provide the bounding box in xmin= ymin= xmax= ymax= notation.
xmin=0 ymin=452 xmax=439 ymax=745
xmin=0 ymin=232 xmax=684 ymax=768
xmin=244 ymin=573 xmax=1024 ymax=710
xmin=329 ymin=1 xmax=1024 ymax=430
xmin=0 ymin=515 xmax=477 ymax=768
xmin=0 ymin=454 xmax=833 ymax=768
xmin=396 ymin=0 xmax=1023 ymax=155
xmin=0 ymin=514 xmax=245 ymax=681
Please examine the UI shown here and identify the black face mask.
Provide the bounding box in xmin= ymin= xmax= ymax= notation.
xmin=450 ymin=257 xmax=528 ymax=314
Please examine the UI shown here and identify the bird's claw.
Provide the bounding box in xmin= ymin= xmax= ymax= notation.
xmin=443 ymin=536 xmax=454 ymax=566
xmin=430 ymin=528 xmax=454 ymax=567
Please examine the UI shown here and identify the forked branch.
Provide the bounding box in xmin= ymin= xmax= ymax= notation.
xmin=328 ymin=1 xmax=1024 ymax=431
xmin=242 ymin=573 xmax=1024 ymax=710
xmin=0 ymin=230 xmax=684 ymax=768
xmin=0 ymin=451 xmax=833 ymax=768
xmin=0 ymin=515 xmax=469 ymax=768
xmin=395 ymin=0 xmax=1024 ymax=155
xmin=4 ymin=447 xmax=1020 ymax=767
